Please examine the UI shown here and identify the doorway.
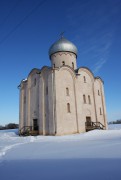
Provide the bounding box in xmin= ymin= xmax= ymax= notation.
xmin=86 ymin=116 xmax=92 ymax=126
xmin=33 ymin=119 xmax=38 ymax=131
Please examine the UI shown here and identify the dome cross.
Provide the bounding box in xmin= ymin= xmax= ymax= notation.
xmin=60 ymin=31 xmax=65 ymax=38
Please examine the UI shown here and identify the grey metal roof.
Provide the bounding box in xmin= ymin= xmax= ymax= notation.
xmin=49 ymin=37 xmax=78 ymax=57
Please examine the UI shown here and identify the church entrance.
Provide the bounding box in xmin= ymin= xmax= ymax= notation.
xmin=86 ymin=116 xmax=91 ymax=126
xmin=33 ymin=119 xmax=38 ymax=131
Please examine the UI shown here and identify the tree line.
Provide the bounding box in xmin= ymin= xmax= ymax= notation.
xmin=108 ymin=119 xmax=121 ymax=124
xmin=0 ymin=123 xmax=19 ymax=130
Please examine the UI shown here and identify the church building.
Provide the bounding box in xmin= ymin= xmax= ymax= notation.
xmin=19 ymin=36 xmax=107 ymax=136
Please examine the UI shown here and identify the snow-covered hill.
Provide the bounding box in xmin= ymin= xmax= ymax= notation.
xmin=0 ymin=125 xmax=121 ymax=180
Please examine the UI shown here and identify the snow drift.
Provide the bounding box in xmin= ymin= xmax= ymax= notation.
xmin=0 ymin=125 xmax=121 ymax=180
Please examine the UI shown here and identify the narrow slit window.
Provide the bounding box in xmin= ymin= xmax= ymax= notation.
xmin=53 ymin=64 xmax=55 ymax=68
xmin=98 ymin=90 xmax=100 ymax=96
xmin=34 ymin=78 xmax=36 ymax=86
xmin=46 ymin=87 xmax=48 ymax=95
xmin=24 ymin=96 xmax=26 ymax=104
xmin=72 ymin=62 xmax=74 ymax=69
xmin=100 ymin=107 xmax=102 ymax=115
xmin=66 ymin=88 xmax=69 ymax=96
xmin=62 ymin=61 xmax=65 ymax=65
xmin=83 ymin=95 xmax=86 ymax=104
xmin=88 ymin=95 xmax=91 ymax=104
xmin=67 ymin=103 xmax=71 ymax=113
xmin=83 ymin=76 xmax=86 ymax=83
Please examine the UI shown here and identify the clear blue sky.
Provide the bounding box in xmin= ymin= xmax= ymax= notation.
xmin=0 ymin=0 xmax=121 ymax=125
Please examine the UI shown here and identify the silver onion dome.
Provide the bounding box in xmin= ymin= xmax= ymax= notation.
xmin=49 ymin=37 xmax=78 ymax=57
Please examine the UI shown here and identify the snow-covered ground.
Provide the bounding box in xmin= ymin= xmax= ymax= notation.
xmin=0 ymin=125 xmax=121 ymax=180
xmin=108 ymin=123 xmax=121 ymax=130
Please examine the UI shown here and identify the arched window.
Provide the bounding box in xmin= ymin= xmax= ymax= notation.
xmin=62 ymin=61 xmax=65 ymax=65
xmin=88 ymin=95 xmax=91 ymax=104
xmin=83 ymin=95 xmax=86 ymax=104
xmin=66 ymin=87 xmax=69 ymax=96
xmin=83 ymin=76 xmax=86 ymax=83
xmin=67 ymin=103 xmax=71 ymax=113
xmin=72 ymin=62 xmax=74 ymax=69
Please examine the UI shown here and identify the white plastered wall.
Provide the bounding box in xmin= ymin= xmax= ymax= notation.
xmin=76 ymin=68 xmax=96 ymax=133
xmin=94 ymin=79 xmax=107 ymax=129
xmin=50 ymin=52 xmax=77 ymax=69
xmin=54 ymin=67 xmax=78 ymax=135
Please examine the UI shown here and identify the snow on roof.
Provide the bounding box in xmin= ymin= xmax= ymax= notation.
xmin=22 ymin=78 xmax=27 ymax=82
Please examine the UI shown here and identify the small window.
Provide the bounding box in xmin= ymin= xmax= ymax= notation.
xmin=100 ymin=107 xmax=102 ymax=115
xmin=46 ymin=87 xmax=48 ymax=95
xmin=88 ymin=95 xmax=91 ymax=104
xmin=67 ymin=103 xmax=71 ymax=113
xmin=24 ymin=96 xmax=26 ymax=104
xmin=66 ymin=87 xmax=69 ymax=96
xmin=53 ymin=64 xmax=55 ymax=68
xmin=72 ymin=62 xmax=74 ymax=69
xmin=83 ymin=76 xmax=86 ymax=83
xmin=98 ymin=90 xmax=100 ymax=96
xmin=62 ymin=61 xmax=65 ymax=65
xmin=83 ymin=95 xmax=86 ymax=104
xmin=34 ymin=78 xmax=36 ymax=86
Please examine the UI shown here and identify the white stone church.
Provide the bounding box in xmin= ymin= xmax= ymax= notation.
xmin=19 ymin=36 xmax=107 ymax=136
